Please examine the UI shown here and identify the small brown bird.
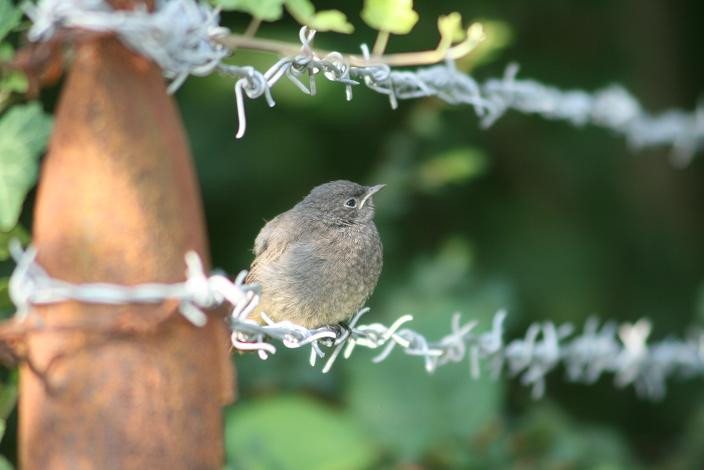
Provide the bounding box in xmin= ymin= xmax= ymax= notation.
xmin=246 ymin=180 xmax=384 ymax=329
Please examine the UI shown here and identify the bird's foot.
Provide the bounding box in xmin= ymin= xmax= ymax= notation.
xmin=330 ymin=322 xmax=351 ymax=344
xmin=318 ymin=322 xmax=351 ymax=347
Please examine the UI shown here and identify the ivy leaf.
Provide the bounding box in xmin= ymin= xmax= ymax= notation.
xmin=285 ymin=0 xmax=354 ymax=33
xmin=308 ymin=10 xmax=354 ymax=34
xmin=212 ymin=0 xmax=285 ymax=21
xmin=0 ymin=103 xmax=53 ymax=231
xmin=361 ymin=0 xmax=419 ymax=35
xmin=0 ymin=0 xmax=22 ymax=42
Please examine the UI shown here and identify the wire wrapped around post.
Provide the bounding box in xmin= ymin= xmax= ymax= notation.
xmin=6 ymin=244 xmax=704 ymax=402
xmin=18 ymin=1 xmax=234 ymax=467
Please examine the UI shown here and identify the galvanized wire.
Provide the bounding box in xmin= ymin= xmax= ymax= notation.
xmin=25 ymin=0 xmax=704 ymax=161
xmin=25 ymin=0 xmax=231 ymax=93
xmin=7 ymin=242 xmax=704 ymax=400
xmin=15 ymin=0 xmax=704 ymax=399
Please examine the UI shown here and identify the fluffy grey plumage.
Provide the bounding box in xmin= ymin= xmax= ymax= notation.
xmin=247 ymin=180 xmax=384 ymax=328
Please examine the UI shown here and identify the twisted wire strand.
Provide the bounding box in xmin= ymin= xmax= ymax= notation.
xmin=24 ymin=0 xmax=231 ymax=93
xmin=24 ymin=0 xmax=704 ymax=162
xmin=6 ymin=243 xmax=704 ymax=400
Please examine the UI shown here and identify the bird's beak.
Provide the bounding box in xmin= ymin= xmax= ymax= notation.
xmin=360 ymin=184 xmax=385 ymax=208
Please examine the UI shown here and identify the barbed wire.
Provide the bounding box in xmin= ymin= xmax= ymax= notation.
xmin=24 ymin=0 xmax=231 ymax=93
xmin=5 ymin=242 xmax=704 ymax=400
xmin=24 ymin=0 xmax=704 ymax=162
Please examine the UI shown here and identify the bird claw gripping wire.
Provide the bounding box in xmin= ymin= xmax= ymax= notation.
xmin=5 ymin=243 xmax=704 ymax=400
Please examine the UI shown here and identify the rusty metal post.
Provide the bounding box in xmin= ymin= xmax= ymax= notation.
xmin=19 ymin=33 xmax=234 ymax=469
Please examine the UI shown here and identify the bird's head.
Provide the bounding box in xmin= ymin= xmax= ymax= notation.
xmin=300 ymin=180 xmax=385 ymax=225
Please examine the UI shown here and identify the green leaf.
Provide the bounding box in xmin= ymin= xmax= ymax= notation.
xmin=0 ymin=224 xmax=29 ymax=261
xmin=361 ymin=0 xmax=419 ymax=35
xmin=0 ymin=44 xmax=27 ymax=96
xmin=0 ymin=0 xmax=22 ymax=42
xmin=438 ymin=12 xmax=465 ymax=45
xmin=344 ymin=309 xmax=502 ymax=460
xmin=343 ymin=237 xmax=509 ymax=460
xmin=0 ymin=44 xmax=13 ymax=62
xmin=0 ymin=71 xmax=28 ymax=94
xmin=0 ymin=373 xmax=18 ymax=448
xmin=285 ymin=0 xmax=354 ymax=33
xmin=213 ymin=0 xmax=285 ymax=21
xmin=0 ymin=103 xmax=53 ymax=230
xmin=0 ymin=381 xmax=17 ymax=422
xmin=225 ymin=395 xmax=378 ymax=469
xmin=283 ymin=0 xmax=314 ymax=24
xmin=308 ymin=10 xmax=354 ymax=34
xmin=0 ymin=455 xmax=12 ymax=470
xmin=416 ymin=147 xmax=488 ymax=190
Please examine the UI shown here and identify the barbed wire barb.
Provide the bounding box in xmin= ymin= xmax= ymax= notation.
xmin=4 ymin=243 xmax=704 ymax=401
xmin=23 ymin=0 xmax=704 ymax=160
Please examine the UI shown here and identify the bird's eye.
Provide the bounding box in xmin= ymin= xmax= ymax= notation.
xmin=344 ymin=198 xmax=357 ymax=208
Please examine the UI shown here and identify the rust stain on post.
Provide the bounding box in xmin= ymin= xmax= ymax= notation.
xmin=21 ymin=36 xmax=234 ymax=469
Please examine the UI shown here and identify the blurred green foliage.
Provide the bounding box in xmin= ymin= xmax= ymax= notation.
xmin=213 ymin=0 xmax=354 ymax=33
xmin=0 ymin=2 xmax=53 ymax=466
xmin=196 ymin=1 xmax=704 ymax=468
xmin=226 ymin=395 xmax=378 ymax=469
xmin=0 ymin=0 xmax=702 ymax=468
xmin=0 ymin=103 xmax=52 ymax=230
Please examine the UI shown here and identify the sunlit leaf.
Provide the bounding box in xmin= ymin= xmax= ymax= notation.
xmin=283 ymin=0 xmax=314 ymax=23
xmin=438 ymin=12 xmax=465 ymax=46
xmin=0 ymin=103 xmax=53 ymax=230
xmin=225 ymin=395 xmax=378 ymax=469
xmin=285 ymin=0 xmax=354 ymax=33
xmin=213 ymin=0 xmax=285 ymax=21
xmin=361 ymin=0 xmax=419 ymax=35
xmin=308 ymin=10 xmax=354 ymax=34
xmin=0 ymin=0 xmax=22 ymax=42
xmin=458 ymin=19 xmax=513 ymax=69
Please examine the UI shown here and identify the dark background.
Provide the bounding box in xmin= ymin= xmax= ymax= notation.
xmin=185 ymin=1 xmax=704 ymax=468
xmin=7 ymin=0 xmax=704 ymax=468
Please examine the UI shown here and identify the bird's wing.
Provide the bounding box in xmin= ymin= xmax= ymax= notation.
xmin=252 ymin=215 xmax=278 ymax=257
xmin=249 ymin=211 xmax=302 ymax=274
